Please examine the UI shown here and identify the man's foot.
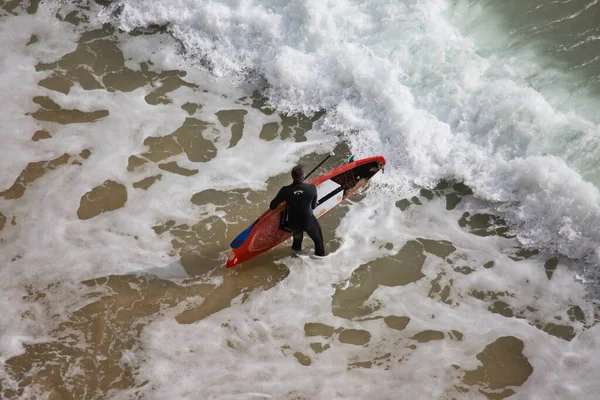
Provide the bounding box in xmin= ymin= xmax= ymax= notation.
xmin=292 ymin=248 xmax=309 ymax=256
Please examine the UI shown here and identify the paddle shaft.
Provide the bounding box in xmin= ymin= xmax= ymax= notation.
xmin=302 ymin=153 xmax=333 ymax=182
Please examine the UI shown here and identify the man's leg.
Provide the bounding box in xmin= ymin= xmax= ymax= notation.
xmin=292 ymin=230 xmax=303 ymax=251
xmin=305 ymin=218 xmax=325 ymax=256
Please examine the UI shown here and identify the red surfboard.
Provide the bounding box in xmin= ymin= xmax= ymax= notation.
xmin=226 ymin=156 xmax=386 ymax=267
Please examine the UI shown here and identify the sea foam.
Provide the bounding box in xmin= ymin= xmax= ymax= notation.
xmin=111 ymin=0 xmax=600 ymax=265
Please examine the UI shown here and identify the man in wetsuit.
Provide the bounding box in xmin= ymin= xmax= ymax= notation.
xmin=269 ymin=164 xmax=325 ymax=257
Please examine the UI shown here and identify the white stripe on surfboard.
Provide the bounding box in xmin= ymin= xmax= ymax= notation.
xmin=314 ymin=180 xmax=343 ymax=218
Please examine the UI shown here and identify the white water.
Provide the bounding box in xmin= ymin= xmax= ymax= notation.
xmin=1 ymin=1 xmax=599 ymax=399
xmin=115 ymin=197 xmax=599 ymax=399
xmin=112 ymin=0 xmax=600 ymax=265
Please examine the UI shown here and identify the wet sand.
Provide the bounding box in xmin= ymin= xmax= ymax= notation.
xmin=1 ymin=2 xmax=596 ymax=399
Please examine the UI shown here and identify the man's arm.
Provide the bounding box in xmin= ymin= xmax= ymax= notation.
xmin=311 ymin=185 xmax=318 ymax=209
xmin=269 ymin=188 xmax=285 ymax=210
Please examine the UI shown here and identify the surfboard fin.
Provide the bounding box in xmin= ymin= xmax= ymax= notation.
xmin=348 ymin=155 xmax=355 ymax=163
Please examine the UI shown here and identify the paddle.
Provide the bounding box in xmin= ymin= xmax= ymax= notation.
xmin=302 ymin=151 xmax=335 ymax=182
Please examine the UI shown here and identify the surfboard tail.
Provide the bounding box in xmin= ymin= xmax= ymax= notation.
xmin=226 ymin=250 xmax=238 ymax=268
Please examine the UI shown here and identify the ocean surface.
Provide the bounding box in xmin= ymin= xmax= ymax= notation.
xmin=1 ymin=0 xmax=599 ymax=398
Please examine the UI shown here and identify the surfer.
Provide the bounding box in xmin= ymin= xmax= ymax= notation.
xmin=269 ymin=164 xmax=326 ymax=257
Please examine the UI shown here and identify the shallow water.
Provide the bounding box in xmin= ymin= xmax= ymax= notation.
xmin=1 ymin=1 xmax=600 ymax=399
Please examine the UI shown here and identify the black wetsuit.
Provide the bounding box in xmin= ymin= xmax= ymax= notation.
xmin=269 ymin=182 xmax=325 ymax=256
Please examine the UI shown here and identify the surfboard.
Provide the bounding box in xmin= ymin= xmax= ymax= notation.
xmin=226 ymin=156 xmax=386 ymax=267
